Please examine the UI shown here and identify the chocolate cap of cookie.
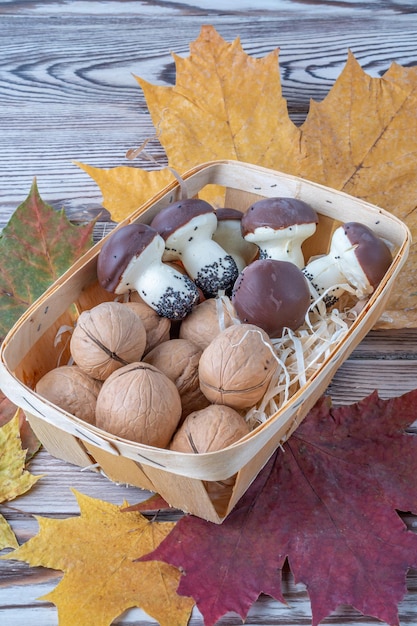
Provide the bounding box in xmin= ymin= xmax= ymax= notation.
xmin=97 ymin=223 xmax=159 ymax=293
xmin=232 ymin=258 xmax=311 ymax=338
xmin=241 ymin=197 xmax=318 ymax=269
xmin=96 ymin=222 xmax=200 ymax=320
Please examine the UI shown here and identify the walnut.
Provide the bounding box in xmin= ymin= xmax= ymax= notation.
xmin=170 ymin=404 xmax=250 ymax=453
xmin=95 ymin=362 xmax=182 ymax=448
xmin=179 ymin=296 xmax=236 ymax=350
xmin=170 ymin=403 xmax=250 ymax=513
xmin=35 ymin=365 xmax=101 ymax=425
xmin=70 ymin=301 xmax=147 ymax=380
xmin=124 ymin=296 xmax=171 ymax=354
xmin=143 ymin=338 xmax=209 ymax=420
xmin=198 ymin=323 xmax=280 ymax=409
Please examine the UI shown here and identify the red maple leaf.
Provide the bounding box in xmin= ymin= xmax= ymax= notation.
xmin=122 ymin=493 xmax=172 ymax=514
xmin=141 ymin=390 xmax=417 ymax=626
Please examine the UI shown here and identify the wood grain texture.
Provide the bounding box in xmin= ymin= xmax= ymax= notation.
xmin=1 ymin=1 xmax=417 ymax=625
xmin=1 ymin=0 xmax=416 ymax=222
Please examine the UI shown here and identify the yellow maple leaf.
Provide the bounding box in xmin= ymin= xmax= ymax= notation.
xmin=76 ymin=24 xmax=298 ymax=212
xmin=0 ymin=414 xmax=41 ymax=550
xmin=74 ymin=162 xmax=175 ymax=224
xmin=77 ymin=25 xmax=417 ymax=327
xmin=1 ymin=490 xmax=194 ymax=626
xmin=297 ymin=54 xmax=417 ymax=327
xmin=0 ymin=514 xmax=18 ymax=550
xmin=136 ymin=25 xmax=298 ymax=176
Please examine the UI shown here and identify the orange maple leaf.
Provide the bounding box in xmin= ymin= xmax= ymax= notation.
xmin=76 ymin=25 xmax=417 ymax=328
xmin=1 ymin=490 xmax=194 ymax=626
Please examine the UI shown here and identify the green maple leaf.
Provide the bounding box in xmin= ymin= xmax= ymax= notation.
xmin=0 ymin=179 xmax=96 ymax=341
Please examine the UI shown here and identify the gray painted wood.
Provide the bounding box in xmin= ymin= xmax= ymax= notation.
xmin=1 ymin=1 xmax=417 ymax=624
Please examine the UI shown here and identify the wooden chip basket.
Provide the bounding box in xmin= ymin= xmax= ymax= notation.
xmin=0 ymin=161 xmax=410 ymax=523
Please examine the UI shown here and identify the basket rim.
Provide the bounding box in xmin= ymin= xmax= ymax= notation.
xmin=0 ymin=159 xmax=412 ymax=336
xmin=0 ymin=159 xmax=411 ymax=481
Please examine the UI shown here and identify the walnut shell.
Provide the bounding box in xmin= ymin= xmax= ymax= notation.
xmin=35 ymin=365 xmax=101 ymax=425
xmin=198 ymin=323 xmax=280 ymax=409
xmin=124 ymin=298 xmax=171 ymax=354
xmin=70 ymin=301 xmax=147 ymax=380
xmin=95 ymin=362 xmax=182 ymax=447
xmin=143 ymin=338 xmax=209 ymax=420
xmin=179 ymin=296 xmax=236 ymax=351
xmin=170 ymin=404 xmax=250 ymax=453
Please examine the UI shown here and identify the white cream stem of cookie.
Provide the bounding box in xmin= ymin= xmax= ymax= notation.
xmin=118 ymin=235 xmax=200 ymax=319
xmin=245 ymin=222 xmax=317 ymax=268
xmin=302 ymin=226 xmax=372 ymax=306
xmin=161 ymin=212 xmax=238 ymax=297
xmin=97 ymin=223 xmax=200 ymax=320
xmin=213 ymin=209 xmax=258 ymax=273
xmin=240 ymin=197 xmax=318 ymax=269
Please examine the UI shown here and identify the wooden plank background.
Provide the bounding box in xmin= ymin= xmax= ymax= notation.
xmin=1 ymin=1 xmax=417 ymax=624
